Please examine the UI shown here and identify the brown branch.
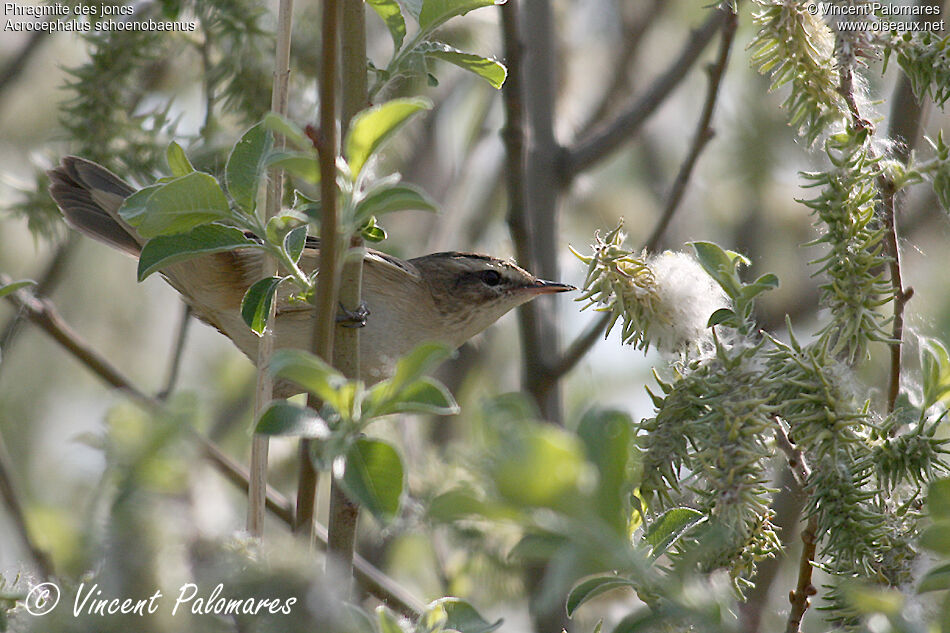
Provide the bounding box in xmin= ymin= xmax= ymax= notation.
xmin=0 ymin=234 xmax=78 ymax=363
xmin=0 ymin=276 xmax=423 ymax=617
xmin=298 ymin=0 xmax=343 ymax=538
xmin=546 ymin=11 xmax=737 ymax=382
xmin=157 ymin=304 xmax=191 ymax=401
xmin=0 ymin=431 xmax=54 ymax=579
xmin=774 ymin=421 xmax=818 ymax=633
xmin=326 ymin=0 xmax=369 ymax=588
xmin=837 ymin=34 xmax=912 ymax=414
xmin=0 ymin=29 xmax=48 ymax=98
xmin=575 ymin=0 xmax=666 ymax=139
xmin=561 ymin=5 xmax=731 ymax=180
xmin=644 ymin=9 xmax=737 ymax=253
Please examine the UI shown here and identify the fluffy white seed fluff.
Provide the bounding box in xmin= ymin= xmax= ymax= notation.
xmin=646 ymin=251 xmax=730 ymax=353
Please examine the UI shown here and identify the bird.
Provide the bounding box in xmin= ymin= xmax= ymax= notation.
xmin=48 ymin=156 xmax=574 ymax=390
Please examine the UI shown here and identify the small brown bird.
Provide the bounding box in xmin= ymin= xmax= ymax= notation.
xmin=48 ymin=157 xmax=573 ymax=387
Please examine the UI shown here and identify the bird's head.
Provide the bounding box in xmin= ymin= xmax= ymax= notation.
xmin=408 ymin=252 xmax=574 ymax=345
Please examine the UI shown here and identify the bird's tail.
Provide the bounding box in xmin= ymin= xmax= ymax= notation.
xmin=48 ymin=157 xmax=142 ymax=256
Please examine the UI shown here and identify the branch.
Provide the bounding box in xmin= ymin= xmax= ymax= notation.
xmin=561 ymin=5 xmax=730 ymax=180
xmin=0 ymin=277 xmax=423 ymax=617
xmin=837 ymin=35 xmax=911 ymax=414
xmin=0 ymin=234 xmax=78 ymax=362
xmin=546 ymin=11 xmax=737 ymax=382
xmin=774 ymin=421 xmax=818 ymax=633
xmin=0 ymin=29 xmax=48 ymax=98
xmin=248 ymin=0 xmax=295 ymax=538
xmin=326 ymin=0 xmax=369 ymax=588
xmin=575 ymin=0 xmax=666 ymax=138
xmin=0 ymin=431 xmax=54 ymax=579
xmin=156 ymin=304 xmax=191 ymax=401
xmin=644 ymin=8 xmax=736 ymax=253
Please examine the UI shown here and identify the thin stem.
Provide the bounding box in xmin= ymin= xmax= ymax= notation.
xmin=0 ymin=277 xmax=422 ymax=616
xmin=562 ymin=5 xmax=731 ymax=180
xmin=774 ymin=422 xmax=818 ymax=633
xmin=837 ymin=34 xmax=910 ymax=413
xmin=248 ymin=0 xmax=295 ymax=539
xmin=327 ymin=0 xmax=369 ymax=588
xmin=546 ymin=11 xmax=737 ymax=382
xmin=0 ymin=234 xmax=78 ymax=366
xmin=645 ymin=9 xmax=736 ymax=252
xmin=298 ymin=0 xmax=343 ymax=539
xmin=157 ymin=304 xmax=191 ymax=401
xmin=0 ymin=432 xmax=54 ymax=579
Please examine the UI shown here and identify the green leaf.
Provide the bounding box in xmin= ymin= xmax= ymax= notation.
xmin=0 ymin=279 xmax=34 ymax=299
xmin=919 ymin=562 xmax=950 ymax=593
xmin=367 ymin=0 xmax=406 ymax=50
xmin=265 ymin=151 xmax=320 ymax=183
xmin=264 ymin=213 xmax=306 ymax=245
xmin=930 ymin=479 xmax=950 ymax=520
xmin=707 ymin=308 xmax=738 ymax=327
xmin=739 ymin=272 xmax=780 ymax=302
xmin=166 ymin=141 xmax=195 ymax=177
xmin=262 ymin=112 xmax=312 ymax=151
xmin=421 ymin=42 xmax=507 ymax=89
xmin=643 ymin=507 xmax=705 ymax=559
xmin=269 ymin=349 xmax=349 ymax=409
xmin=428 ymin=488 xmax=520 ymax=522
xmin=577 ymin=409 xmax=633 ymax=536
xmin=566 ymin=575 xmax=637 ymax=617
xmin=921 ymin=521 xmax=950 ymax=554
xmin=255 ymin=401 xmax=329 ymax=438
xmin=340 ymin=438 xmax=404 ymax=525
xmin=690 ymin=241 xmax=742 ymax=299
xmin=361 ymin=222 xmax=387 ymax=242
xmin=921 ymin=338 xmax=950 ymax=409
xmin=354 ymin=183 xmax=438 ymax=225
xmin=372 ymin=376 xmax=459 ymax=416
xmin=492 ymin=426 xmax=587 ymax=508
xmin=284 ymin=226 xmax=308 ymax=263
xmin=345 ymin=98 xmax=432 ymax=178
xmin=227 ymin=122 xmax=274 ymax=213
xmin=431 ymin=598 xmax=502 ymax=633
xmin=241 ymin=276 xmax=284 ymax=336
xmin=137 ymin=224 xmax=257 ymax=280
xmin=119 ymin=173 xmax=231 ymax=239
xmin=418 ymin=0 xmax=501 ymax=32
xmin=377 ymin=605 xmax=408 ymax=633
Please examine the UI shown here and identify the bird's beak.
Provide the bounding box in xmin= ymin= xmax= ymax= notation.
xmin=523 ymin=279 xmax=576 ymax=295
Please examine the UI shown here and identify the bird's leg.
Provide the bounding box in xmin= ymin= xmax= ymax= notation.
xmin=336 ymin=301 xmax=369 ymax=328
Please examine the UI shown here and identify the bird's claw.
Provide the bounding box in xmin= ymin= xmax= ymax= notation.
xmin=336 ymin=301 xmax=370 ymax=328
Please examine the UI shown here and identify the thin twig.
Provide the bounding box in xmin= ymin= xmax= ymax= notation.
xmin=575 ymin=0 xmax=665 ymax=139
xmin=546 ymin=11 xmax=737 ymax=382
xmin=248 ymin=0 xmax=295 ymax=540
xmin=299 ymin=0 xmax=342 ymax=542
xmin=0 ymin=234 xmax=78 ymax=364
xmin=561 ymin=5 xmax=731 ymax=180
xmin=0 ymin=29 xmax=48 ymax=98
xmin=774 ymin=421 xmax=818 ymax=633
xmin=0 ymin=432 xmax=54 ymax=579
xmin=0 ymin=277 xmax=423 ymax=617
xmin=157 ymin=304 xmax=191 ymax=401
xmin=837 ymin=36 xmax=910 ymax=414
xmin=326 ymin=0 xmax=369 ymax=588
xmin=645 ymin=9 xmax=736 ymax=252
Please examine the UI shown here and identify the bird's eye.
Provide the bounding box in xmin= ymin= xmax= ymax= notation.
xmin=478 ymin=270 xmax=502 ymax=286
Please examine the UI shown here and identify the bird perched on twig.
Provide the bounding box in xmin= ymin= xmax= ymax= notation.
xmin=48 ymin=157 xmax=574 ymax=390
